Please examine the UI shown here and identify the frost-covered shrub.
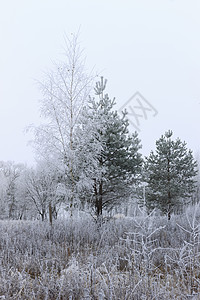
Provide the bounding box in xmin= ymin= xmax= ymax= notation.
xmin=0 ymin=207 xmax=200 ymax=299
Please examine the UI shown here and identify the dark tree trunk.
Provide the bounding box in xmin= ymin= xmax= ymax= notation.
xmin=94 ymin=179 xmax=103 ymax=217
xmin=167 ymin=209 xmax=171 ymax=221
xmin=98 ymin=181 xmax=103 ymax=215
xmin=167 ymin=190 xmax=172 ymax=220
xmin=49 ymin=202 xmax=53 ymax=226
xmin=41 ymin=212 xmax=45 ymax=221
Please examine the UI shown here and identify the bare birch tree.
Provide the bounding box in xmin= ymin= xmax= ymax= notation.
xmin=31 ymin=33 xmax=96 ymax=214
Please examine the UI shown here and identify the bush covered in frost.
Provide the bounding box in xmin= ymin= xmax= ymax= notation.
xmin=0 ymin=205 xmax=200 ymax=299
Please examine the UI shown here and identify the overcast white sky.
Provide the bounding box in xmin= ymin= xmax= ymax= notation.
xmin=0 ymin=0 xmax=200 ymax=165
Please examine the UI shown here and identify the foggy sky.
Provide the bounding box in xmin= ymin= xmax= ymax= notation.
xmin=0 ymin=0 xmax=200 ymax=165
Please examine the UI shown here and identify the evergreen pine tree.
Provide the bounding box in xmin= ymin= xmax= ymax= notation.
xmin=86 ymin=77 xmax=143 ymax=216
xmin=144 ymin=130 xmax=198 ymax=219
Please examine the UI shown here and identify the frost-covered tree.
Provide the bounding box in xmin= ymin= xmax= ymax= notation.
xmin=144 ymin=130 xmax=198 ymax=219
xmin=84 ymin=77 xmax=143 ymax=216
xmin=0 ymin=161 xmax=28 ymax=219
xmin=31 ymin=35 xmax=142 ymax=217
xmin=191 ymin=151 xmax=200 ymax=205
xmin=31 ymin=33 xmax=96 ymax=214
xmin=25 ymin=162 xmax=62 ymax=222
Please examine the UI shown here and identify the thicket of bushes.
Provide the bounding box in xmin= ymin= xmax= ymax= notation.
xmin=0 ymin=205 xmax=200 ymax=299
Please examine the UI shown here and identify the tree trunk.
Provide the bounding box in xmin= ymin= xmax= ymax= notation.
xmin=98 ymin=181 xmax=103 ymax=215
xmin=167 ymin=190 xmax=171 ymax=220
xmin=167 ymin=156 xmax=171 ymax=220
xmin=49 ymin=202 xmax=53 ymax=225
xmin=41 ymin=212 xmax=45 ymax=221
xmin=167 ymin=210 xmax=171 ymax=221
xmin=94 ymin=179 xmax=103 ymax=217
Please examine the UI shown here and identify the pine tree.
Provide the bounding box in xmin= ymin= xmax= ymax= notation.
xmin=85 ymin=77 xmax=143 ymax=216
xmin=144 ymin=130 xmax=198 ymax=220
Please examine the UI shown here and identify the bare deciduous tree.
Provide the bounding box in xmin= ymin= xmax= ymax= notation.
xmin=30 ymin=33 xmax=96 ymax=214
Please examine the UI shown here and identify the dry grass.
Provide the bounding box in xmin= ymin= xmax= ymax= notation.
xmin=0 ymin=207 xmax=200 ymax=299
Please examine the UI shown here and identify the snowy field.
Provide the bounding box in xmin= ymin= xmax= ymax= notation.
xmin=0 ymin=205 xmax=200 ymax=299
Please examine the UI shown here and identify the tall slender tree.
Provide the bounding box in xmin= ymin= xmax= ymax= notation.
xmin=31 ymin=33 xmax=95 ymax=214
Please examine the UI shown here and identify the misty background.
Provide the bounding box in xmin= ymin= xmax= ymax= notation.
xmin=0 ymin=0 xmax=200 ymax=165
